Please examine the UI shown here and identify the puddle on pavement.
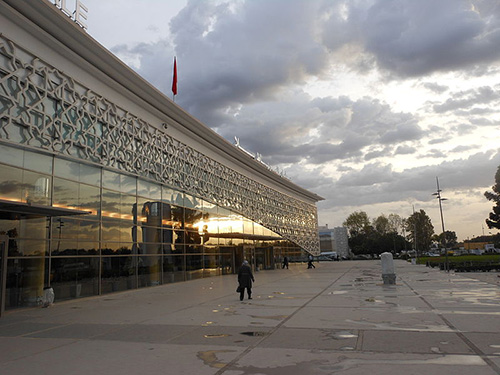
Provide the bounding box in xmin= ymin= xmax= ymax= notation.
xmin=204 ymin=334 xmax=231 ymax=338
xmin=333 ymin=331 xmax=358 ymax=339
xmin=241 ymin=331 xmax=269 ymax=337
xmin=197 ymin=350 xmax=235 ymax=369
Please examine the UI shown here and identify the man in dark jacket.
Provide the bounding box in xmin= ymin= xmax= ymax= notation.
xmin=238 ymin=260 xmax=255 ymax=301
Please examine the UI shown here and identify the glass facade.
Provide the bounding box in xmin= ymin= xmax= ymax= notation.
xmin=0 ymin=26 xmax=319 ymax=314
xmin=0 ymin=144 xmax=303 ymax=310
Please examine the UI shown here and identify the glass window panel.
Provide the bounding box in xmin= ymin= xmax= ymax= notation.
xmin=53 ymin=178 xmax=79 ymax=208
xmin=23 ymin=150 xmax=52 ymax=174
xmin=138 ymin=256 xmax=161 ymax=287
xmin=101 ymin=256 xmax=137 ymax=293
xmin=184 ymin=194 xmax=202 ymax=210
xmin=243 ymin=219 xmax=254 ymax=235
xmin=102 ymin=170 xmax=121 ymax=191
xmin=120 ymin=193 xmax=136 ymax=220
xmin=186 ymin=254 xmax=203 ymax=280
xmin=51 ymin=240 xmax=77 ymax=256
xmin=5 ymin=257 xmax=49 ymax=310
xmin=138 ymin=242 xmax=161 ymax=255
xmin=162 ymin=187 xmax=183 ymax=206
xmin=101 ymin=242 xmax=121 ymax=255
xmin=163 ymin=255 xmax=185 ymax=283
xmin=121 ymin=174 xmax=136 ymax=195
xmin=102 ymin=218 xmax=121 ymax=242
xmin=184 ymin=208 xmax=202 ymax=231
xmin=203 ymin=254 xmax=220 ymax=278
xmin=202 ymin=199 xmax=217 ymax=214
xmin=54 ymin=158 xmax=80 ymax=180
xmin=0 ymin=144 xmax=23 ymax=167
xmin=0 ymin=164 xmax=23 ymax=202
xmin=101 ymin=189 xmax=120 ymax=219
xmin=0 ymin=218 xmax=19 ymax=238
xmin=137 ymin=179 xmax=160 ymax=199
xmin=23 ymin=170 xmax=51 ymax=206
xmin=16 ymin=239 xmax=48 ymax=256
xmin=18 ymin=217 xmax=49 ymax=240
xmin=50 ymin=257 xmax=99 ymax=300
xmin=170 ymin=205 xmax=184 ymax=229
xmin=77 ymin=241 xmax=99 ymax=256
xmin=137 ymin=198 xmax=161 ymax=227
xmin=51 ymin=217 xmax=79 ymax=240
xmin=185 ymin=230 xmax=202 ymax=245
xmin=161 ymin=228 xmax=177 ymax=245
xmin=174 ymin=244 xmax=185 ymax=254
xmin=79 ymin=163 xmax=101 ymax=186
xmin=120 ymin=222 xmax=136 ymax=243
xmin=186 ymin=245 xmax=203 ymax=254
xmin=139 ymin=225 xmax=161 ymax=244
xmin=78 ymin=219 xmax=99 ymax=241
xmin=79 ymin=184 xmax=101 ymax=216
xmin=174 ymin=230 xmax=185 ymax=245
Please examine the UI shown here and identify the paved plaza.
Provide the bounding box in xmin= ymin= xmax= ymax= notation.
xmin=1 ymin=260 xmax=499 ymax=375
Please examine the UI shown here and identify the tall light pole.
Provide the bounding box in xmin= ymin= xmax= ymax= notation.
xmin=432 ymin=177 xmax=448 ymax=271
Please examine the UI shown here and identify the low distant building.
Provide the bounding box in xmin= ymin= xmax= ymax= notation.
xmin=318 ymin=225 xmax=350 ymax=258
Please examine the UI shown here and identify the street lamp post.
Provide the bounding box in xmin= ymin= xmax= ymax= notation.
xmin=432 ymin=177 xmax=448 ymax=271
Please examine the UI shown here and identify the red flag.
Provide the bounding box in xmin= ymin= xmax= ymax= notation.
xmin=172 ymin=57 xmax=178 ymax=96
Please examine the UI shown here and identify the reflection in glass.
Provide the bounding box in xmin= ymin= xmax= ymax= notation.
xmin=0 ymin=164 xmax=23 ymax=202
xmin=23 ymin=170 xmax=51 ymax=205
xmin=79 ymin=184 xmax=101 ymax=216
xmin=6 ymin=257 xmax=49 ymax=309
xmin=0 ymin=144 xmax=23 ymax=167
xmin=16 ymin=239 xmax=48 ymax=256
xmin=50 ymin=257 xmax=99 ymax=300
xmin=203 ymin=254 xmax=220 ymax=278
xmin=24 ymin=150 xmax=52 ymax=174
xmin=54 ymin=158 xmax=80 ymax=180
xmin=138 ymin=255 xmax=161 ymax=287
xmin=138 ymin=179 xmax=160 ymax=199
xmin=163 ymin=255 xmax=184 ymax=283
xmin=101 ymin=256 xmax=138 ymax=293
xmin=186 ymin=254 xmax=203 ymax=280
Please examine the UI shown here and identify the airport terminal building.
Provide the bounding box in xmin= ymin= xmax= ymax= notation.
xmin=0 ymin=0 xmax=322 ymax=314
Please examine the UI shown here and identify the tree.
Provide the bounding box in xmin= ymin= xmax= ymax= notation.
xmin=387 ymin=213 xmax=403 ymax=234
xmin=485 ymin=165 xmax=500 ymax=229
xmin=405 ymin=209 xmax=434 ymax=254
xmin=343 ymin=211 xmax=371 ymax=237
xmin=373 ymin=214 xmax=390 ymax=235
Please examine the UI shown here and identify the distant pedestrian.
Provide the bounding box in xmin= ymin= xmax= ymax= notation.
xmin=238 ymin=260 xmax=255 ymax=301
xmin=282 ymin=256 xmax=289 ymax=269
xmin=307 ymin=254 xmax=315 ymax=269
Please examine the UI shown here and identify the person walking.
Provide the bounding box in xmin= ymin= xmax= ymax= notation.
xmin=282 ymin=256 xmax=289 ymax=269
xmin=307 ymin=254 xmax=315 ymax=269
xmin=238 ymin=260 xmax=255 ymax=301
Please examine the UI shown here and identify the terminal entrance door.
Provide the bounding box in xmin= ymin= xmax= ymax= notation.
xmin=0 ymin=236 xmax=8 ymax=317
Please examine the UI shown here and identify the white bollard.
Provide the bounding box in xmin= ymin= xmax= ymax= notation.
xmin=381 ymin=252 xmax=396 ymax=285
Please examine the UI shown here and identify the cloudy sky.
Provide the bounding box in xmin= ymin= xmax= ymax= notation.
xmin=82 ymin=0 xmax=500 ymax=241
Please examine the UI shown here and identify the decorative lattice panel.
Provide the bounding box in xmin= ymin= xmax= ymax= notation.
xmin=0 ymin=35 xmax=320 ymax=254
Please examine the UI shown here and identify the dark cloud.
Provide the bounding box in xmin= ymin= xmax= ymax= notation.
xmin=306 ymin=150 xmax=500 ymax=210
xmin=360 ymin=0 xmax=500 ymax=77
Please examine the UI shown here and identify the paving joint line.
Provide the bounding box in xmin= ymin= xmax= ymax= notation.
xmin=214 ymin=266 xmax=354 ymax=375
xmin=401 ymin=278 xmax=500 ymax=375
